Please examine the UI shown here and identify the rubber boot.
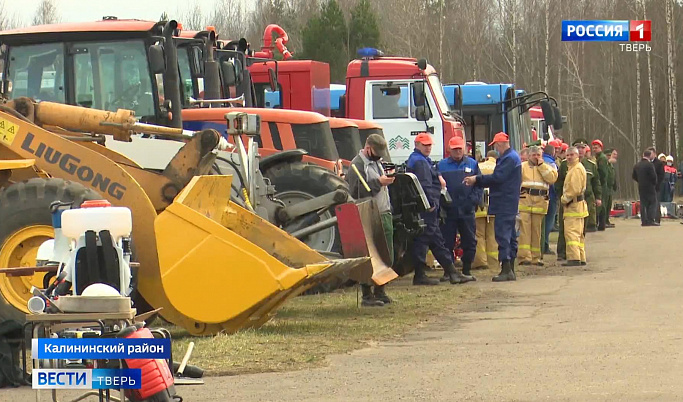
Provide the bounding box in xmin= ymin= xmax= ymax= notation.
xmin=562 ymin=260 xmax=582 ymax=267
xmin=492 ymin=260 xmax=516 ymax=282
xmin=413 ymin=263 xmax=440 ymax=286
xmin=374 ymin=285 xmax=392 ymax=304
xmin=361 ymin=284 xmax=384 ymax=307
xmin=461 ymin=261 xmax=477 ymax=282
xmin=444 ymin=263 xmax=475 ymax=284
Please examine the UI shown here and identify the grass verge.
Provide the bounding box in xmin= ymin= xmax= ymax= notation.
xmin=165 ymin=272 xmax=498 ymax=376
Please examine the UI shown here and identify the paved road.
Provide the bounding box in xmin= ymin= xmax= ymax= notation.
xmin=7 ymin=219 xmax=682 ymax=401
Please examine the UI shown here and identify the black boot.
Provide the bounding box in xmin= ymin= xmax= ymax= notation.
xmin=562 ymin=260 xmax=582 ymax=267
xmin=373 ymin=285 xmax=392 ymax=304
xmin=492 ymin=260 xmax=516 ymax=282
xmin=461 ymin=261 xmax=477 ymax=282
xmin=444 ymin=263 xmax=475 ymax=284
xmin=413 ymin=263 xmax=440 ymax=286
xmin=361 ymin=284 xmax=384 ymax=307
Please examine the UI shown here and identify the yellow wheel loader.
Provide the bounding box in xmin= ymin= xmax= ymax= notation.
xmin=0 ymin=98 xmax=368 ymax=335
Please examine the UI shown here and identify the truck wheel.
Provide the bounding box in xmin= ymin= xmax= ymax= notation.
xmin=0 ymin=178 xmax=100 ymax=322
xmin=262 ymin=161 xmax=348 ymax=254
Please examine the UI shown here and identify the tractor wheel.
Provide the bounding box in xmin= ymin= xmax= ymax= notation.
xmin=262 ymin=161 xmax=348 ymax=254
xmin=0 ymin=178 xmax=100 ymax=322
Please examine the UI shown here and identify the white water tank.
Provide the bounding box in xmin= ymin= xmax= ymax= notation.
xmin=61 ymin=201 xmax=132 ymax=241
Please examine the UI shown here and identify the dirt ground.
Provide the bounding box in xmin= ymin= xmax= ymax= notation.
xmin=7 ymin=218 xmax=683 ymax=401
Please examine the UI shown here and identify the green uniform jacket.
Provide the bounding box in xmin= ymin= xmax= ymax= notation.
xmin=582 ymin=158 xmax=602 ymax=201
xmin=595 ymin=151 xmax=609 ymax=197
xmin=605 ymin=161 xmax=617 ymax=197
xmin=555 ymin=159 xmax=568 ymax=198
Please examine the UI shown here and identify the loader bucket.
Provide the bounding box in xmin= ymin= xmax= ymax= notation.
xmin=155 ymin=175 xmax=367 ymax=328
xmin=336 ymin=200 xmax=398 ymax=286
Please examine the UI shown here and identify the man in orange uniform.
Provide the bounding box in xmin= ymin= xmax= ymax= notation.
xmin=561 ymin=147 xmax=588 ymax=266
xmin=518 ymin=146 xmax=558 ymax=266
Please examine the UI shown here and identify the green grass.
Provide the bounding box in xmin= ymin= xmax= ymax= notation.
xmin=165 ymin=273 xmax=497 ymax=376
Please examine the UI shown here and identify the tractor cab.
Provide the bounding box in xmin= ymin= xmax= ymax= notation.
xmin=0 ymin=19 xmax=196 ymax=129
xmin=329 ymin=117 xmax=361 ymax=164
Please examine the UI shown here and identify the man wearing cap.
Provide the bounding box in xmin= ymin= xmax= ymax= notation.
xmin=473 ymin=150 xmax=499 ymax=269
xmin=407 ymin=133 xmax=474 ymax=285
xmin=591 ymin=139 xmax=610 ymax=231
xmin=561 ymin=146 xmax=588 ymax=266
xmin=518 ymin=146 xmax=558 ymax=266
xmin=663 ymin=155 xmax=677 ymax=203
xmin=542 ymin=143 xmax=559 ymax=255
xmin=557 ymin=143 xmax=568 ymax=162
xmin=437 ymin=136 xmax=482 ymax=280
xmin=464 ymin=132 xmax=522 ymax=282
xmin=347 ymin=134 xmax=395 ymax=306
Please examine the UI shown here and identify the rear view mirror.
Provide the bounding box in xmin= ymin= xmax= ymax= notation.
xmin=412 ymin=81 xmax=426 ymax=107
xmin=233 ymin=58 xmax=243 ymax=86
xmin=417 ymin=58 xmax=427 ymax=70
xmin=192 ymin=46 xmax=203 ymax=78
xmin=221 ymin=60 xmax=237 ymax=87
xmin=268 ymin=67 xmax=277 ymax=92
xmin=454 ymin=86 xmax=463 ymax=112
xmin=553 ymin=106 xmax=563 ymax=130
xmin=415 ymin=105 xmax=431 ymax=121
xmin=539 ymin=100 xmax=555 ymax=127
xmin=148 ymin=45 xmax=166 ymax=74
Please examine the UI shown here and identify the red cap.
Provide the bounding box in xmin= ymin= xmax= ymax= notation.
xmin=448 ymin=136 xmax=465 ymax=149
xmin=591 ymin=139 xmax=603 ymax=148
xmin=561 ymin=143 xmax=569 ymax=151
xmin=584 ymin=145 xmax=591 ymax=151
xmin=549 ymin=139 xmax=562 ymax=147
xmin=81 ymin=200 xmax=111 ymax=208
xmin=415 ymin=132 xmax=433 ymax=145
xmin=488 ymin=132 xmax=509 ymax=146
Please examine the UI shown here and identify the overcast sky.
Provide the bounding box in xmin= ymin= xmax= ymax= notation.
xmin=4 ymin=0 xmax=254 ymax=25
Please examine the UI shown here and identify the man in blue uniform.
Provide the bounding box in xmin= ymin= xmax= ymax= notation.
xmin=464 ymin=132 xmax=522 ymax=282
xmin=438 ymin=136 xmax=481 ymax=281
xmin=407 ymin=133 xmax=474 ymax=285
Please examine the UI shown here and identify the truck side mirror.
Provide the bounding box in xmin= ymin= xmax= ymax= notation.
xmin=268 ymin=67 xmax=278 ymax=92
xmin=148 ymin=45 xmax=166 ymax=74
xmin=221 ymin=60 xmax=237 ymax=87
xmin=415 ymin=105 xmax=431 ymax=121
xmin=417 ymin=58 xmax=427 ymax=71
xmin=539 ymin=100 xmax=555 ymax=127
xmin=413 ymin=81 xmax=426 ymax=107
xmin=553 ymin=106 xmax=563 ymax=130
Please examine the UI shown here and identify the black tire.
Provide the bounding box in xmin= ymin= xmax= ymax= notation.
xmin=0 ymin=178 xmax=101 ymax=322
xmin=262 ymin=161 xmax=348 ymax=254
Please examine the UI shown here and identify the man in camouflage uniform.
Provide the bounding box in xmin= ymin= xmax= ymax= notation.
xmin=591 ymin=140 xmax=610 ymax=231
xmin=604 ymin=149 xmax=618 ymax=228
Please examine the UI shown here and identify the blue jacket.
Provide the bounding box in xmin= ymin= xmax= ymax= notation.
xmin=437 ymin=156 xmax=482 ymax=218
xmin=543 ymin=153 xmax=558 ymax=201
xmin=476 ymin=148 xmax=522 ymax=216
xmin=407 ymin=148 xmax=441 ymax=208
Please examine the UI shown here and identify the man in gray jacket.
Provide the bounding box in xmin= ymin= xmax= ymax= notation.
xmin=347 ymin=134 xmax=394 ymax=306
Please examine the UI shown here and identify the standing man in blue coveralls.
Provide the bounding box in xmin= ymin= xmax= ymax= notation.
xmin=438 ymin=136 xmax=482 ymax=281
xmin=407 ymin=133 xmax=475 ymax=285
xmin=464 ymin=132 xmax=522 ymax=282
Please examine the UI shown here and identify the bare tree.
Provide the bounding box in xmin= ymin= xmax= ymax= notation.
xmin=32 ymin=0 xmax=59 ymax=25
xmin=180 ymin=2 xmax=205 ymax=31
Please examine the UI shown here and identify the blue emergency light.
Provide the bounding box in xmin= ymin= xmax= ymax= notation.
xmin=357 ymin=47 xmax=384 ymax=58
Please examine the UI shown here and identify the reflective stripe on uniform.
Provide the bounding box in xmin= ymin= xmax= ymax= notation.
xmin=531 ymin=247 xmax=542 ymax=252
xmin=519 ymin=205 xmax=547 ymax=213
xmin=566 ymin=241 xmax=585 ymax=247
xmin=564 ymin=211 xmax=588 ymax=217
xmin=518 ymin=244 xmax=531 ymax=249
xmin=521 ymin=181 xmax=550 ymax=189
xmin=487 ymin=251 xmax=499 ymax=257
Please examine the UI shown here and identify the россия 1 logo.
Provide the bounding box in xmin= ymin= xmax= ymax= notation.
xmin=562 ymin=20 xmax=651 ymax=52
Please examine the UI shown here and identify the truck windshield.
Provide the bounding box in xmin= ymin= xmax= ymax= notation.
xmin=292 ymin=122 xmax=340 ymax=161
xmin=428 ymin=75 xmax=451 ymax=115
xmin=332 ymin=126 xmax=362 ymax=161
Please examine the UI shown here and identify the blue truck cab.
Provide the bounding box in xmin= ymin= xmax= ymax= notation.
xmin=443 ymin=83 xmax=534 ymax=156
